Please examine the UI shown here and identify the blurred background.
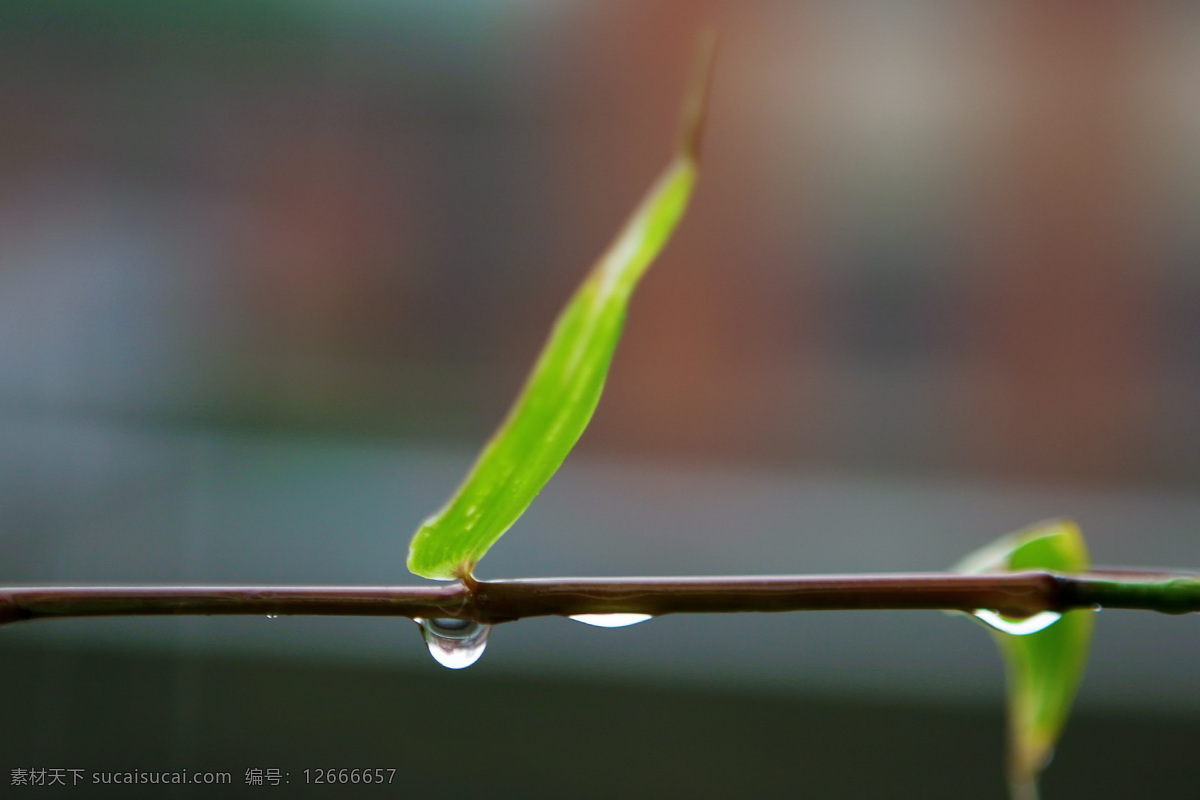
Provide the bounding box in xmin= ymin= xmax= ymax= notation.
xmin=1 ymin=0 xmax=1199 ymax=796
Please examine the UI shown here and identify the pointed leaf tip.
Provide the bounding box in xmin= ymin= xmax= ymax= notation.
xmin=407 ymin=39 xmax=714 ymax=580
xmin=954 ymin=519 xmax=1094 ymax=799
xmin=676 ymin=27 xmax=717 ymax=163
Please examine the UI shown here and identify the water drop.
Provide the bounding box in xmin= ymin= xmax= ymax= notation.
xmin=266 ymin=614 xmax=279 ymax=619
xmin=569 ymin=613 xmax=653 ymax=628
xmin=973 ymin=609 xmax=1062 ymax=635
xmin=415 ymin=617 xmax=491 ymax=669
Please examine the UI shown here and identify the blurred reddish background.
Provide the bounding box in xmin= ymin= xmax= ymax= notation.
xmin=1 ymin=0 xmax=1197 ymax=487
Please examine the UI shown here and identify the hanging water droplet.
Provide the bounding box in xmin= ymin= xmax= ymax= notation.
xmin=973 ymin=609 xmax=1062 ymax=635
xmin=415 ymin=617 xmax=491 ymax=669
xmin=266 ymin=614 xmax=279 ymax=619
xmin=569 ymin=613 xmax=653 ymax=628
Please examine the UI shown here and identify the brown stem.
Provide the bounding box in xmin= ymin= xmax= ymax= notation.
xmin=1 ymin=570 xmax=1196 ymax=626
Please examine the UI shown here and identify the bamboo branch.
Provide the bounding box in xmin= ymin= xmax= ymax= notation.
xmin=1 ymin=570 xmax=1198 ymax=626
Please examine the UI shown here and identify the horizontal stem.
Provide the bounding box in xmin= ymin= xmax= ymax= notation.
xmin=1 ymin=570 xmax=1198 ymax=626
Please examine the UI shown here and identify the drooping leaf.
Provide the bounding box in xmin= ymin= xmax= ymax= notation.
xmin=407 ymin=34 xmax=716 ymax=580
xmin=954 ymin=519 xmax=1093 ymax=800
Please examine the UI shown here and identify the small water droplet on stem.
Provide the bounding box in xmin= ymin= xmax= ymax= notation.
xmin=973 ymin=609 xmax=1061 ymax=635
xmin=569 ymin=613 xmax=653 ymax=628
xmin=415 ymin=617 xmax=491 ymax=669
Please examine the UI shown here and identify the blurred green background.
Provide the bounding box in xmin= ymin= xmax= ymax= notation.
xmin=2 ymin=1 xmax=1199 ymax=796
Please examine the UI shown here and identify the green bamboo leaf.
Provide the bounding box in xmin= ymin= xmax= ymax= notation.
xmin=954 ymin=519 xmax=1094 ymax=800
xmin=407 ymin=34 xmax=716 ymax=580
